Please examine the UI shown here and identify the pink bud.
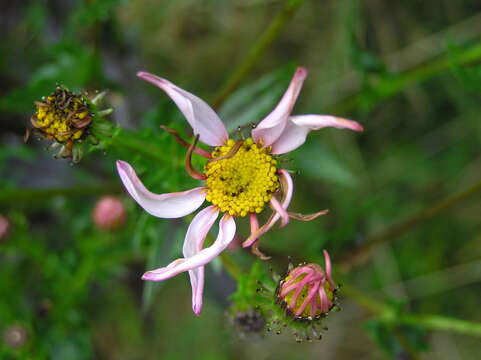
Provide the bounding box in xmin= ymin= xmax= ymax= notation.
xmin=92 ymin=196 xmax=126 ymax=230
xmin=3 ymin=324 xmax=28 ymax=349
xmin=276 ymin=251 xmax=337 ymax=320
xmin=0 ymin=215 xmax=10 ymax=241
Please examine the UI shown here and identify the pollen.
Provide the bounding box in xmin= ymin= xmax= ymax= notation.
xmin=31 ymin=86 xmax=92 ymax=143
xmin=204 ymin=138 xmax=279 ymax=217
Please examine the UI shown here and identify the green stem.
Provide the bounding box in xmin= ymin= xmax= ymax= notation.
xmin=392 ymin=313 xmax=481 ymax=337
xmin=341 ymin=281 xmax=481 ymax=338
xmin=330 ymin=41 xmax=481 ymax=114
xmin=212 ymin=0 xmax=306 ymax=109
xmin=340 ymin=177 xmax=481 ymax=271
xmin=218 ymin=252 xmax=243 ymax=281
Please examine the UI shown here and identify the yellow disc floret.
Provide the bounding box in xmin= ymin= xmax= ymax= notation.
xmin=204 ymin=138 xmax=279 ymax=217
xmin=31 ymin=87 xmax=92 ymax=143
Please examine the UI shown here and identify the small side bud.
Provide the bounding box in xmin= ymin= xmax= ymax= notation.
xmin=92 ymin=196 xmax=126 ymax=230
xmin=3 ymin=324 xmax=28 ymax=349
xmin=276 ymin=250 xmax=337 ymax=321
xmin=0 ymin=215 xmax=10 ymax=242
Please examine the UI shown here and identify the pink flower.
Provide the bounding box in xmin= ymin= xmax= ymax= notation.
xmin=92 ymin=196 xmax=127 ymax=230
xmin=277 ymin=250 xmax=337 ymax=320
xmin=0 ymin=215 xmax=10 ymax=241
xmin=116 ymin=67 xmax=362 ymax=315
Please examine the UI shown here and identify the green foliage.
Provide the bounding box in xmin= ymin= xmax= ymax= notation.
xmin=1 ymin=0 xmax=481 ymax=358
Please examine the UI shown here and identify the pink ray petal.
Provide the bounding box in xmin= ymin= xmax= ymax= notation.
xmin=182 ymin=206 xmax=219 ymax=315
xmin=249 ymin=213 xmax=259 ymax=236
xmin=318 ymin=287 xmax=330 ymax=314
xmin=252 ymin=67 xmax=307 ymax=147
xmin=137 ymin=72 xmax=228 ymax=146
xmin=323 ymin=250 xmax=335 ymax=288
xmin=141 ymin=214 xmax=236 ymax=282
xmin=269 ymin=196 xmax=289 ymax=227
xmin=271 ymin=115 xmax=364 ymax=154
xmin=116 ymin=160 xmax=205 ymax=218
xmin=295 ymin=283 xmax=320 ymax=317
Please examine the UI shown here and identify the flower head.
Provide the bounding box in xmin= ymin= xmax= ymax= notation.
xmin=277 ymin=250 xmax=337 ymax=321
xmin=92 ymin=196 xmax=127 ymax=230
xmin=26 ymin=86 xmax=112 ymax=162
xmin=0 ymin=215 xmax=10 ymax=242
xmin=116 ymin=67 xmax=362 ymax=314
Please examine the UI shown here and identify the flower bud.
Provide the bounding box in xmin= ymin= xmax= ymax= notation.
xmin=3 ymin=324 xmax=28 ymax=349
xmin=0 ymin=215 xmax=10 ymax=241
xmin=93 ymin=196 xmax=126 ymax=230
xmin=276 ymin=250 xmax=336 ymax=321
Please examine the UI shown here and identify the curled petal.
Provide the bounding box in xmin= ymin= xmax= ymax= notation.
xmin=252 ymin=67 xmax=307 ymax=147
xmin=242 ymin=169 xmax=293 ymax=248
xmin=271 ymin=115 xmax=364 ymax=154
xmin=249 ymin=213 xmax=259 ymax=237
xmin=182 ymin=206 xmax=219 ymax=315
xmin=116 ymin=160 xmax=206 ymax=218
xmin=295 ymin=283 xmax=320 ymax=317
xmin=137 ymin=72 xmax=228 ymax=146
xmin=160 ymin=126 xmax=211 ymax=159
xmin=288 ymin=209 xmax=329 ymax=221
xmin=270 ymin=196 xmax=289 ymax=227
xmin=323 ymin=250 xmax=335 ymax=288
xmin=142 ymin=215 xmax=236 ymax=281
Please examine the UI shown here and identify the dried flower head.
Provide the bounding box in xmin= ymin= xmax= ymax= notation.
xmin=232 ymin=309 xmax=266 ymax=334
xmin=93 ymin=196 xmax=127 ymax=230
xmin=26 ymin=86 xmax=112 ymax=162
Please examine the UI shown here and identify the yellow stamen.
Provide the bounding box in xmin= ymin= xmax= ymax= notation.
xmin=204 ymin=138 xmax=279 ymax=217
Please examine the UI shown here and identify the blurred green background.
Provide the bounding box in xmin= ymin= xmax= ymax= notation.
xmin=1 ymin=0 xmax=481 ymax=359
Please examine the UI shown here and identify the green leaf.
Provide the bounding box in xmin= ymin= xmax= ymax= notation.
xmin=219 ymin=64 xmax=296 ymax=133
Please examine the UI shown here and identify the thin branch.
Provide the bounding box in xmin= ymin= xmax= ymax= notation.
xmin=341 ymin=282 xmax=481 ymax=338
xmin=340 ymin=178 xmax=481 ymax=272
xmin=392 ymin=313 xmax=481 ymax=337
xmin=212 ymin=0 xmax=306 ymax=109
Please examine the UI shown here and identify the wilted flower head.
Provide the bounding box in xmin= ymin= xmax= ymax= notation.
xmin=0 ymin=215 xmax=10 ymax=241
xmin=232 ymin=309 xmax=266 ymax=334
xmin=26 ymin=86 xmax=112 ymax=162
xmin=93 ymin=196 xmax=126 ymax=230
xmin=276 ymin=250 xmax=337 ymax=321
xmin=116 ymin=67 xmax=361 ymax=315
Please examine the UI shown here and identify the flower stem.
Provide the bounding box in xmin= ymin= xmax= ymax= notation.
xmin=219 ymin=252 xmax=243 ymax=281
xmin=340 ymin=177 xmax=481 ymax=271
xmin=340 ymin=281 xmax=481 ymax=337
xmin=212 ymin=0 xmax=306 ymax=109
xmin=392 ymin=313 xmax=481 ymax=337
